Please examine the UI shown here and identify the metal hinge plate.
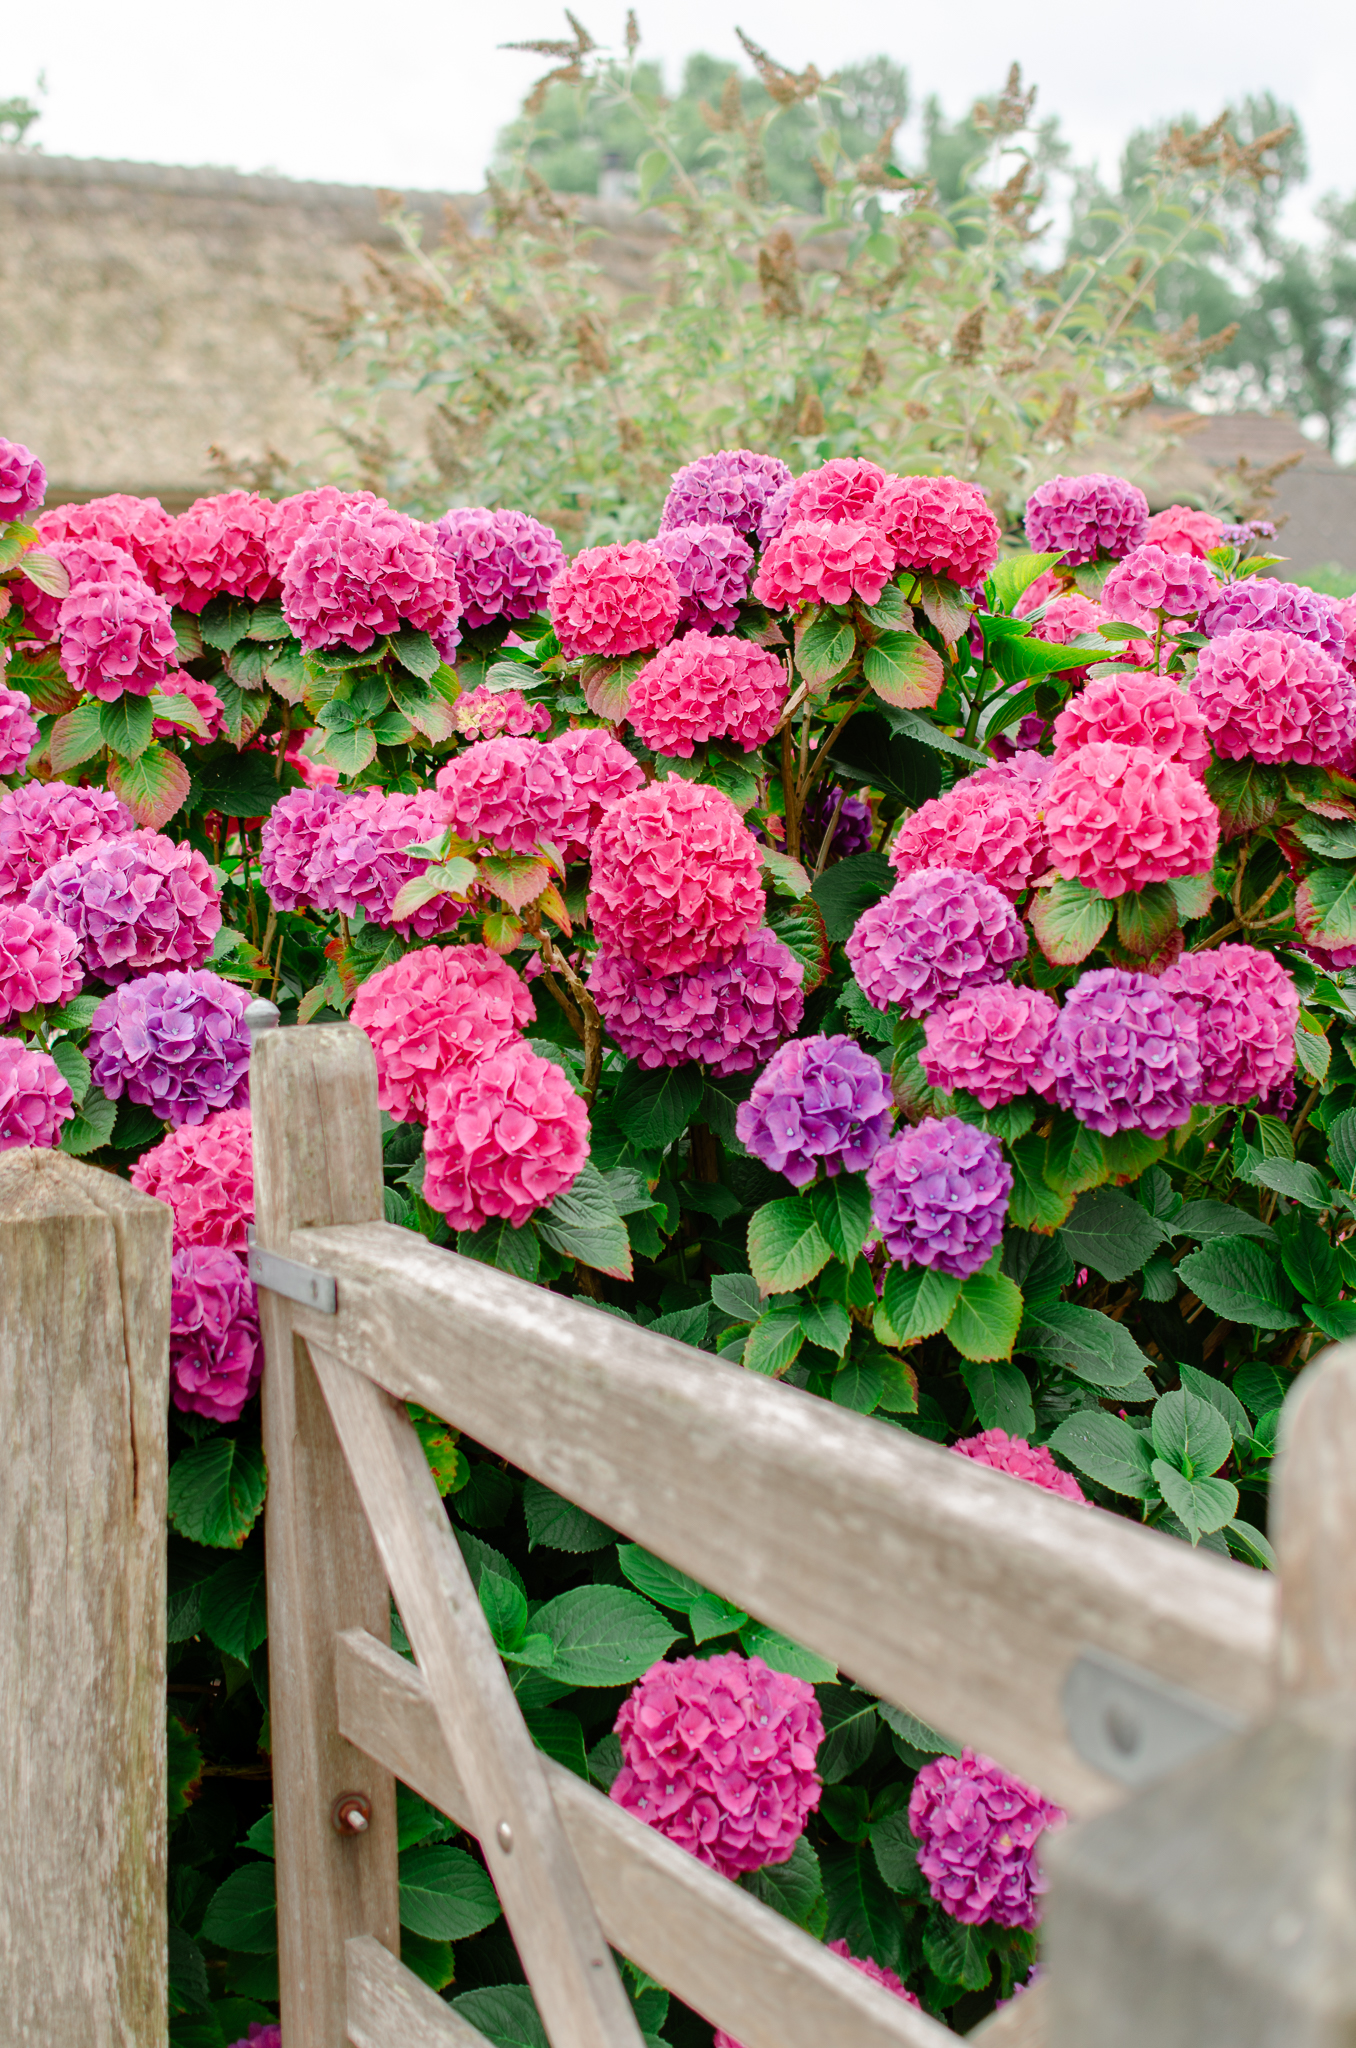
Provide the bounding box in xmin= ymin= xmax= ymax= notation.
xmin=1063 ymin=1646 xmax=1245 ymax=1789
xmin=246 ymin=1228 xmax=338 ymax=1314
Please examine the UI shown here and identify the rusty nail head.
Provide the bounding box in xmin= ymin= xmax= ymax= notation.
xmin=333 ymin=1792 xmax=373 ymax=1835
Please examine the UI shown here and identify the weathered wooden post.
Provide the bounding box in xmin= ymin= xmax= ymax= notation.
xmin=0 ymin=1148 xmax=170 ymax=2047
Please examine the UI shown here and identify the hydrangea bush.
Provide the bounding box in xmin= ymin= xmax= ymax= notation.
xmin=2 ymin=430 xmax=1347 ymax=2036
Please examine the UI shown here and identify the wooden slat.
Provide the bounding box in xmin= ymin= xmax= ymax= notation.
xmin=1273 ymin=1339 xmax=1356 ymax=1700
xmin=337 ymin=1626 xmax=963 ymax=2048
xmin=309 ymin=1342 xmax=645 ymax=2048
xmin=970 ymin=1980 xmax=1048 ymax=2044
xmin=345 ymin=1934 xmax=493 ymax=2047
xmin=289 ymin=1218 xmax=1276 ymax=1814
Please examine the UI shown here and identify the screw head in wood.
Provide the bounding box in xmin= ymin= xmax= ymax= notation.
xmin=496 ymin=1820 xmax=514 ymax=1853
xmin=332 ymin=1792 xmax=372 ymax=1835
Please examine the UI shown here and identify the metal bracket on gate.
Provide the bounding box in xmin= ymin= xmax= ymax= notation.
xmin=246 ymin=1227 xmax=338 ymax=1314
xmin=1063 ymin=1645 xmax=1245 ymax=1789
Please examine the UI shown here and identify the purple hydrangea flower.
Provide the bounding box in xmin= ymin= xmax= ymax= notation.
xmin=89 ymin=970 xmax=251 ymax=1126
xmin=845 ymin=867 xmax=1027 ymax=1018
xmin=309 ymin=790 xmax=467 ymax=938
xmin=1024 ymin=473 xmax=1150 ymax=567
xmin=0 ymin=1036 xmax=74 ymax=1149
xmin=909 ymin=1749 xmax=1065 ymax=1930
xmin=0 ymin=438 xmax=46 ymax=523
xmin=735 ymin=1033 xmax=893 ymax=1186
xmin=169 ymin=1246 xmax=261 ymax=1423
xmin=258 ymin=785 xmax=344 ymax=911
xmin=659 ymin=450 xmax=793 ymax=547
xmin=589 ymin=929 xmax=804 ymax=1076
xmin=434 ymin=505 xmax=567 ymax=628
xmin=921 ymin=984 xmax=1060 ymax=1108
xmin=1049 ymin=967 xmax=1201 ymax=1137
xmin=1201 ymin=577 xmax=1346 ymax=662
xmin=651 ymin=522 xmax=755 ymax=632
xmin=29 ymin=831 xmax=221 ymax=984
xmin=0 ymin=686 xmax=39 ymax=775
xmin=759 ymin=477 xmax=796 ymax=548
xmin=800 ymin=782 xmax=872 ymax=863
xmin=866 ymin=1115 xmax=1012 ymax=1278
xmin=227 ymin=2029 xmax=281 ymax=2048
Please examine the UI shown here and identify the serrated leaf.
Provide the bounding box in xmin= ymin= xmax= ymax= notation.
xmin=108 ymin=743 xmax=191 ymax=827
xmin=1296 ymin=864 xmax=1356 ymax=949
xmin=58 ymin=1083 xmax=118 ymax=1156
xmin=1179 ymin=1362 xmax=1253 ymax=1450
xmin=1204 ymin=755 xmax=1283 ymax=836
xmin=795 ymin=608 xmax=856 ymax=684
xmin=742 ymin=1836 xmax=825 ymax=1927
xmin=881 ymin=1262 xmax=960 ymax=1339
xmin=1044 ymin=1113 xmax=1109 ymax=1194
xmin=476 ymin=852 xmax=549 ymax=911
xmin=1295 ymin=1019 xmax=1330 ymax=1083
xmin=317 ymin=723 xmax=377 ymax=776
xmin=18 ymin=547 xmax=69 ymax=597
xmin=1151 ymin=1387 xmax=1233 ymax=1478
xmin=199 ymin=1546 xmax=268 ymax=1660
xmin=861 ymin=582 xmax=913 ymax=631
xmin=479 ymin=1567 xmax=529 ymax=1653
xmin=389 ymin=862 xmax=477 ymax=924
xmin=960 ymin=1357 xmax=1035 ymax=1436
xmin=1153 ymin=1465 xmax=1238 ymax=1543
xmin=1272 ymin=1210 xmax=1342 ymax=1305
xmin=801 ymin=1297 xmax=852 ymax=1355
xmin=1018 ymin=1301 xmax=1157 ymax=1395
xmin=689 ymin=1589 xmax=750 ymax=1642
xmin=761 ymin=846 xmax=812 ymax=898
xmin=49 ymin=1037 xmax=91 ymax=1107
xmin=811 ymin=851 xmax=894 ymax=941
xmin=537 ymin=1161 xmax=632 ymax=1281
xmin=1177 ymin=1237 xmax=1301 ymax=1331
xmin=767 ymin=896 xmax=831 ymax=993
xmin=947 ymin=1270 xmax=1024 ymax=1362
xmin=1178 ymin=1199 xmax=1275 ymax=1243
xmin=398 ymin=1845 xmax=501 ymax=1941
xmin=1049 ymin=1411 xmax=1158 ymax=1499
xmin=98 ymin=693 xmax=155 ymax=760
xmin=168 ymin=1437 xmax=267 ymax=1548
xmin=1245 ymin=1155 xmax=1331 ymax=1211
xmin=830 ymin=1355 xmax=882 ymax=1411
xmin=386 ymin=627 xmax=440 ymax=679
xmin=984 ymin=551 xmax=1065 ymax=612
xmin=198 ymin=599 xmax=255 ymax=652
xmin=809 ymin=1175 xmax=873 ymax=1266
xmin=579 ymin=653 xmax=644 ymax=721
xmin=453 ymin=1986 xmax=549 ymax=2048
xmin=616 ymin=1545 xmax=706 ymax=1614
xmin=1029 ymin=876 xmax=1114 ymax=965
xmin=742 ymin=1299 xmax=807 ymax=1375
xmin=738 ymin=1623 xmax=837 ymax=1682
xmin=201 ymin=1862 xmax=277 ymax=1953
xmin=49 ymin=702 xmax=108 ymax=773
xmin=389 ymin=670 xmax=458 ymax=742
xmin=1060 ymin=1187 xmax=1171 ymax=1281
xmin=1006 ymin=1135 xmax=1076 ymax=1233
xmin=522 ymin=1477 xmax=613 ymax=1553
xmin=821 ymin=1842 xmax=906 ymax=1975
xmin=862 ymin=631 xmax=945 ymax=708
xmin=747 ymin=1197 xmax=834 ymax=1294
xmin=610 ymin=1063 xmax=704 ymax=1152
xmin=923 ymin=1912 xmax=993 ymax=1991
xmin=1116 ymin=882 xmax=1179 ymax=958
xmin=711 ymin=1271 xmax=764 ymax=1324
xmin=1170 ymin=871 xmax=1217 ymax=921
xmin=530 ymin=1584 xmax=679 ymax=1686
xmin=149 ymin=688 xmax=211 ymax=740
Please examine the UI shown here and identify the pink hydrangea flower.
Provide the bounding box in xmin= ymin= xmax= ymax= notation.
xmin=1043 ymin=742 xmax=1219 ymax=899
xmin=660 ymin=449 xmax=793 ymax=545
xmin=909 ymin=1749 xmax=1065 ymax=1930
xmin=547 ymin=726 xmax=646 ymax=861
xmin=155 ymin=492 xmax=282 ymax=612
xmin=627 ymin=635 xmax=788 ymax=758
xmin=88 ymin=970 xmax=252 ymax=1126
xmin=1100 ymin=544 xmax=1219 ymax=624
xmin=1024 ymin=473 xmax=1149 ymax=566
xmin=1052 ymin=671 xmax=1210 ymax=774
xmin=436 ymin=506 xmax=567 ymax=628
xmin=30 ymin=830 xmax=221 ymax=983
xmin=17 ymin=534 xmax=147 ymax=643
xmin=783 ymin=458 xmax=888 ymax=526
xmin=451 ymin=685 xmax=551 ymax=740
xmin=921 ymin=984 xmax=1060 ymax=1107
xmin=611 ymin=1653 xmax=824 ymax=1881
xmin=1144 ymin=505 xmax=1225 ymax=558
xmin=888 ymin=779 xmax=1049 ymax=899
xmin=258 ymin=785 xmax=343 ymax=911
xmin=169 ymin=1246 xmax=261 ymax=1423
xmin=422 ymin=1039 xmax=589 ymax=1231
xmin=0 ymin=1037 xmax=74 ymax=1149
xmin=1191 ymin=629 xmax=1356 ymax=766
xmin=152 ymin=669 xmax=226 ymax=743
xmin=951 ymin=1429 xmax=1087 ymax=1502
xmin=873 ymin=474 xmax=1001 ymax=586
xmin=34 ymin=493 xmax=175 ymax=585
xmin=1202 ymin=578 xmax=1345 ymax=659
xmin=0 ymin=781 xmax=136 ymax=904
xmin=712 ymin=1943 xmax=919 ymax=2048
xmin=281 ymin=502 xmax=463 ymax=654
xmin=351 ymin=943 xmax=534 ymax=1124
xmin=652 ymin=523 xmax=754 ymax=632
xmin=310 ymin=790 xmax=469 ymax=938
xmin=265 ymin=486 xmax=386 ymax=583
xmin=588 ymin=781 xmax=765 ymax=974
xmin=130 ymin=1106 xmax=254 ymax=1250
xmin=1014 ymin=568 xmax=1067 ymax=617
xmin=0 ymin=904 xmax=83 ymax=1025
xmin=0 ymin=437 xmax=46 ymax=522
xmin=752 ymin=519 xmax=894 ymax=612
xmin=226 ymin=2028 xmax=280 ymax=2048
xmin=1331 ymin=595 xmax=1356 ymax=674
xmin=588 ymin=929 xmax=804 ymax=1076
xmin=846 ymin=868 xmax=1027 ymax=1017
xmin=435 ymin=735 xmax=575 ymax=858
xmin=1159 ymin=943 xmax=1298 ymax=1105
xmin=0 ymin=686 xmax=39 ymax=774
xmin=548 ymin=541 xmax=681 ymax=662
xmin=57 ymin=573 xmax=178 ymax=701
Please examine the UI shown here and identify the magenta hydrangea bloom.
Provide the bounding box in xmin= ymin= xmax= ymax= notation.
xmin=1052 ymin=671 xmax=1210 ymax=773
xmin=0 ymin=686 xmax=39 ymax=775
xmin=588 ymin=781 xmax=765 ymax=974
xmin=34 ymin=494 xmax=175 ymax=586
xmin=152 ymin=669 xmax=226 ymax=743
xmin=651 ymin=523 xmax=754 ymax=632
xmin=660 ymin=450 xmax=793 ymax=546
xmin=258 ymin=785 xmax=343 ymax=912
xmin=1158 ymin=944 xmax=1298 ymax=1106
xmin=1024 ymin=473 xmax=1150 ymax=566
xmin=0 ymin=437 xmax=46 ymax=522
xmin=752 ymin=519 xmax=894 ymax=612
xmin=1333 ymin=595 xmax=1356 ymax=673
xmin=921 ymin=984 xmax=1060 ymax=1109
xmin=735 ymin=1032 xmax=891 ymax=1185
xmin=169 ymin=1246 xmax=261 ymax=1423
xmin=1145 ymin=505 xmax=1225 ymax=558
xmin=226 ymin=2027 xmax=281 ymax=2048
xmin=801 ymin=782 xmax=872 ymax=863
xmin=1013 ymin=567 xmax=1066 ymax=617
xmin=435 ymin=734 xmax=575 ymax=858
xmin=265 ymin=485 xmax=386 ymax=583
xmin=281 ymin=502 xmax=463 ymax=654
xmin=0 ymin=1036 xmax=74 ymax=1150
xmin=351 ymin=943 xmax=534 ymax=1125
xmin=310 ymin=790 xmax=468 ymax=938
xmin=866 ymin=1116 xmax=1012 ymax=1278
xmin=1191 ymin=629 xmax=1356 ymax=766
xmin=590 ymin=929 xmax=804 ymax=1077
xmin=611 ymin=1653 xmax=824 ymax=1881
xmin=57 ymin=573 xmax=178 ymax=701
xmin=783 ymin=458 xmax=888 ymax=527
xmin=549 ymin=541 xmax=681 ymax=662
xmin=423 ymin=1039 xmax=589 ymax=1231
xmin=18 ymin=533 xmax=147 ymax=643
xmin=1202 ymin=578 xmax=1346 ymax=661
xmin=30 ymin=830 xmax=221 ymax=983
xmin=1049 ymin=967 xmax=1201 ymax=1137
xmin=712 ymin=1942 xmax=920 ymax=2048
xmin=1044 ymin=742 xmax=1219 ymax=899
xmin=435 ymin=505 xmax=567 ymax=627
xmin=0 ymin=904 xmax=83 ymax=1026
xmin=874 ymin=474 xmax=1001 ymax=587
xmin=156 ymin=491 xmax=282 ymax=612
xmin=130 ymin=1107 xmax=254 ymax=1250
xmin=952 ymin=1429 xmax=1087 ymax=1503
xmin=627 ymin=634 xmax=787 ymax=758
xmin=0 ymin=781 xmax=136 ymax=904
xmin=451 ymin=685 xmax=551 ymax=740
xmin=888 ymin=780 xmax=1049 ymax=900
xmin=88 ymin=970 xmax=251 ymax=1126
xmin=546 ymin=726 xmax=646 ymax=861
xmin=909 ymin=1749 xmax=1065 ymax=1930
xmin=1100 ymin=544 xmax=1219 ymax=624
xmin=845 ymin=868 xmax=1026 ymax=1019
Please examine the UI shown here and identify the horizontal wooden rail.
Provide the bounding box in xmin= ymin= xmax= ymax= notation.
xmin=285 ymin=1219 xmax=1277 ymax=1815
xmin=346 ymin=1933 xmax=493 ymax=2046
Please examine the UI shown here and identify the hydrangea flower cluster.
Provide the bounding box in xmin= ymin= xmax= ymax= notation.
xmin=169 ymin=1247 xmax=261 ymax=1423
xmin=265 ymin=485 xmax=384 ymax=583
xmin=627 ymin=634 xmax=787 ymax=758
xmin=258 ymin=786 xmax=344 ymax=911
xmin=865 ymin=1116 xmax=1012 ymax=1278
xmin=434 ymin=506 xmax=566 ymax=627
xmin=651 ymin=523 xmax=754 ymax=632
xmin=1023 ymin=472 xmax=1150 ymax=566
xmin=0 ymin=781 xmax=135 ymax=903
xmin=874 ymin=474 xmax=1002 ymax=586
xmin=752 ymin=519 xmax=894 ymax=612
xmin=548 ymin=541 xmax=680 ymax=661
xmin=1191 ymin=629 xmax=1356 ymax=766
xmin=435 ymin=734 xmax=575 ymax=858
xmin=547 ymin=727 xmax=645 ymax=860
xmin=1100 ymin=544 xmax=1219 ymax=625
xmin=130 ymin=1107 xmax=254 ymax=1251
xmin=888 ymin=780 xmax=1049 ymax=899
xmin=310 ymin=790 xmax=467 ymax=938
xmin=281 ymin=501 xmax=463 ymax=655
xmin=34 ymin=492 xmax=175 ymax=584
xmin=226 ymin=2026 xmax=281 ymax=2048
xmin=451 ymin=686 xmax=551 ymax=740
xmin=735 ymin=1033 xmax=892 ymax=1185
xmin=1044 ymin=742 xmax=1219 ymax=899
xmin=0 ymin=683 xmax=39 ymax=775
xmin=1144 ymin=505 xmax=1225 ymax=558
xmin=589 ymin=930 xmax=804 ymax=1077
xmin=422 ymin=1039 xmax=589 ymax=1231
xmin=18 ymin=534 xmax=148 ymax=644
xmin=57 ymin=574 xmax=178 ymax=701
xmin=846 ymin=868 xmax=1026 ymax=1018
xmin=712 ymin=1943 xmax=920 ymax=2048
xmin=88 ymin=971 xmax=251 ymax=1126
xmin=0 ymin=437 xmax=46 ymax=522
xmin=921 ymin=984 xmax=1060 ymax=1108
xmin=909 ymin=1749 xmax=1065 ymax=1930
xmin=152 ymin=670 xmax=225 ymax=743
xmin=611 ymin=1653 xmax=824 ymax=1881
xmin=351 ymin=944 xmax=534 ymax=1124
xmin=588 ymin=782 xmax=765 ymax=975
xmin=783 ymin=457 xmax=887 ymax=526
xmin=1049 ymin=968 xmax=1201 ymax=1137
xmin=1159 ymin=944 xmax=1298 ymax=1106
xmin=0 ymin=1037 xmax=74 ymax=1149
xmin=30 ymin=831 xmax=221 ymax=983
xmin=1051 ymin=671 xmax=1210 ymax=773
xmin=156 ymin=491 xmax=280 ymax=612
xmin=659 ymin=450 xmax=793 ymax=545
xmin=951 ymin=1430 xmax=1087 ymax=1503
xmin=0 ymin=904 xmax=84 ymax=1025
xmin=1202 ymin=578 xmax=1346 ymax=661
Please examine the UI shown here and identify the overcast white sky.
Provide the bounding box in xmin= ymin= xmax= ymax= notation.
xmin=9 ymin=1 xmax=1355 ymax=216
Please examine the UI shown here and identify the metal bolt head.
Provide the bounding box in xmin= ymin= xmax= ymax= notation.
xmin=496 ymin=1820 xmax=514 ymax=1853
xmin=244 ymin=997 xmax=281 ymax=1045
xmin=332 ymin=1792 xmax=372 ymax=1835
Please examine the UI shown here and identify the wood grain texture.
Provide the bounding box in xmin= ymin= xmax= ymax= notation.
xmin=310 ymin=1343 xmax=645 ymax=2048
xmin=285 ymin=1214 xmax=1275 ymax=1814
xmin=0 ymin=1149 xmax=170 ymax=2047
xmin=345 ymin=1934 xmax=493 ymax=2047
xmin=1273 ymin=1339 xmax=1356 ymax=1700
xmin=251 ymin=1027 xmax=399 ymax=2048
xmin=335 ymin=1627 xmax=960 ymax=2048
